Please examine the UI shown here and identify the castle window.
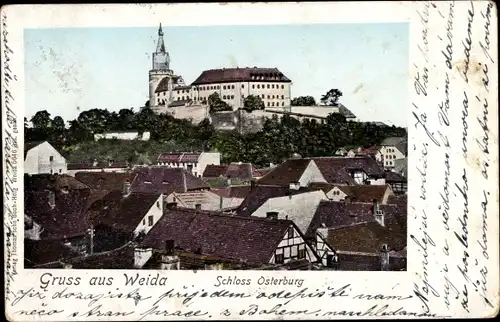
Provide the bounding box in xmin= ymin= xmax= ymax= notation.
xmin=267 ymin=84 xmax=270 ymax=89
xmin=231 ymin=95 xmax=234 ymax=99
xmin=241 ymin=84 xmax=244 ymax=88
xmin=272 ymin=102 xmax=275 ymax=107
xmin=267 ymin=102 xmax=270 ymax=107
xmin=281 ymin=95 xmax=284 ymax=99
xmin=158 ymin=99 xmax=160 ymax=104
xmin=177 ymin=90 xmax=180 ymax=94
xmin=257 ymin=84 xmax=260 ymax=89
xmin=261 ymin=94 xmax=264 ymax=98
xmin=272 ymin=84 xmax=275 ymax=89
xmin=252 ymin=84 xmax=255 ymax=89
xmin=241 ymin=94 xmax=245 ymax=98
xmin=217 ymin=85 xmax=220 ymax=89
xmin=282 ymin=102 xmax=285 ymax=106
xmin=267 ymin=95 xmax=270 ymax=99
xmin=223 ymin=85 xmax=226 ymax=90
xmin=231 ymin=85 xmax=235 ymax=89
xmin=272 ymin=95 xmax=275 ymax=99
xmin=223 ymin=95 xmax=226 ymax=99
xmin=281 ymin=85 xmax=285 ymax=89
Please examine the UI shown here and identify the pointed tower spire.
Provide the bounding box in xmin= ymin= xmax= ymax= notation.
xmin=156 ymin=23 xmax=166 ymax=54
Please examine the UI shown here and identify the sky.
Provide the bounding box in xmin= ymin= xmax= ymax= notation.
xmin=24 ymin=23 xmax=409 ymax=126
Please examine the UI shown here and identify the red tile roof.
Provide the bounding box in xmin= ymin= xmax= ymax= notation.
xmin=75 ymin=172 xmax=136 ymax=192
xmin=24 ymin=174 xmax=89 ymax=191
xmin=191 ymin=67 xmax=291 ymax=85
xmin=141 ymin=208 xmax=297 ymax=264
xmin=307 ymin=184 xmax=391 ymax=203
xmin=131 ymin=166 xmax=209 ymax=195
xmin=203 ymin=163 xmax=260 ymax=181
xmin=157 ymin=152 xmax=201 ymax=163
xmin=211 ymin=185 xmax=252 ymax=199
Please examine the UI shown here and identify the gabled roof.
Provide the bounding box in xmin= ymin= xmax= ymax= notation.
xmin=92 ymin=192 xmax=161 ymax=233
xmin=25 ymin=239 xmax=83 ymax=268
xmin=131 ymin=166 xmax=209 ymax=195
xmin=75 ymin=172 xmax=136 ymax=192
xmin=212 ymin=185 xmax=252 ymax=199
xmin=236 ymin=185 xmax=314 ymax=217
xmin=311 ymin=156 xmax=385 ymax=182
xmin=157 ymin=152 xmax=202 ymax=163
xmin=381 ymin=136 xmax=406 ymax=147
xmin=327 ymin=215 xmax=407 ymax=254
xmin=25 ymin=189 xmax=92 ymax=240
xmin=337 ymin=103 xmax=357 ymax=119
xmin=257 ymin=158 xmax=312 ymax=186
xmin=308 ymin=183 xmax=391 ymax=203
xmin=306 ymin=200 xmax=406 ymax=238
xmin=25 ymin=174 xmax=89 ymax=191
xmin=203 ymin=163 xmax=260 ymax=181
xmin=141 ymin=208 xmax=295 ymax=264
xmin=384 ymin=170 xmax=406 ymax=183
xmin=191 ymin=67 xmax=291 ymax=86
xmin=67 ymin=243 xmax=136 ymax=269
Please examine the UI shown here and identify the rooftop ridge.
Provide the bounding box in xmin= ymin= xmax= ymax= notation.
xmin=172 ymin=206 xmax=293 ymax=225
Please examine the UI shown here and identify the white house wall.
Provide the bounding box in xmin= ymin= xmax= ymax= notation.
xmin=269 ymin=225 xmax=317 ymax=264
xmin=197 ymin=153 xmax=221 ymax=177
xmin=326 ymin=187 xmax=347 ymax=201
xmin=134 ymin=195 xmax=164 ymax=236
xmin=298 ymin=161 xmax=327 ymax=186
xmin=24 ymin=141 xmax=67 ymax=175
xmin=252 ymin=190 xmax=328 ymax=233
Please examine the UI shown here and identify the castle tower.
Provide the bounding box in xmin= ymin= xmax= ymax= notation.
xmin=149 ymin=24 xmax=174 ymax=109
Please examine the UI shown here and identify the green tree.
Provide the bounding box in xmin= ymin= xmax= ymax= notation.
xmin=320 ymin=89 xmax=343 ymax=106
xmin=208 ymin=92 xmax=232 ymax=113
xmin=291 ymin=96 xmax=316 ymax=106
xmin=243 ymin=95 xmax=265 ymax=112
xmin=52 ymin=116 xmax=65 ymax=131
xmin=30 ymin=110 xmax=52 ymax=129
xmin=77 ymin=109 xmax=112 ymax=133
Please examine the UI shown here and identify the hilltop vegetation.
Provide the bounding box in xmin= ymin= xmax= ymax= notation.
xmin=26 ymin=107 xmax=406 ymax=167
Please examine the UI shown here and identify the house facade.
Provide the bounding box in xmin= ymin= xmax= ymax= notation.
xmin=24 ymin=141 xmax=67 ymax=175
xmin=379 ymin=137 xmax=407 ymax=169
xmin=156 ymin=152 xmax=220 ymax=177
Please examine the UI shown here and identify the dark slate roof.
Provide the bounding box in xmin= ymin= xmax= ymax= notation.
xmin=67 ymin=162 xmax=129 ymax=170
xmin=92 ymin=192 xmax=161 ymax=233
xmin=381 ymin=136 xmax=406 ymax=147
xmin=308 ymin=183 xmax=391 ymax=203
xmin=257 ymin=159 xmax=312 ymax=186
xmin=75 ymin=172 xmax=136 ymax=192
xmin=236 ymin=185 xmax=313 ymax=217
xmin=24 ymin=174 xmax=89 ymax=191
xmin=203 ymin=163 xmax=259 ymax=181
xmin=131 ymin=166 xmax=209 ymax=195
xmin=327 ymin=216 xmax=407 ymax=254
xmin=157 ymin=152 xmax=201 ymax=163
xmin=67 ymin=243 xmax=136 ymax=269
xmin=384 ymin=170 xmax=406 ymax=183
xmin=306 ymin=200 xmax=406 ymax=238
xmin=312 ymin=156 xmax=385 ymax=182
xmin=337 ymin=103 xmax=357 ymax=119
xmin=155 ymin=75 xmax=182 ymax=93
xmin=335 ymin=252 xmax=407 ymax=271
xmin=212 ymin=185 xmax=252 ymax=199
xmin=25 ymin=189 xmax=92 ymax=240
xmin=24 ymin=239 xmax=83 ymax=268
xmin=191 ymin=67 xmax=291 ymax=85
xmin=168 ymin=99 xmax=191 ymax=108
xmin=141 ymin=208 xmax=295 ymax=264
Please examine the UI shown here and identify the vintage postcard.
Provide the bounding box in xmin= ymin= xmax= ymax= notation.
xmin=2 ymin=1 xmax=498 ymax=320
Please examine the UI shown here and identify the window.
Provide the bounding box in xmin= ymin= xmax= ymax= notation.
xmin=275 ymin=253 xmax=284 ymax=264
xmin=223 ymin=85 xmax=226 ymax=90
xmin=281 ymin=85 xmax=285 ymax=89
xmin=49 ymin=156 xmax=54 ymax=162
xmin=272 ymin=95 xmax=275 ymax=99
xmin=288 ymin=226 xmax=294 ymax=238
xmin=156 ymin=201 xmax=160 ymax=208
xmin=281 ymin=95 xmax=284 ymax=99
xmin=223 ymin=95 xmax=226 ymax=99
xmin=241 ymin=84 xmax=244 ymax=88
xmin=231 ymin=85 xmax=235 ymax=89
xmin=272 ymin=102 xmax=275 ymax=106
xmin=267 ymin=102 xmax=270 ymax=106
xmin=261 ymin=94 xmax=265 ymax=98
xmin=231 ymin=95 xmax=234 ymax=99
xmin=282 ymin=102 xmax=285 ymax=106
xmin=252 ymin=84 xmax=255 ymax=89
xmin=267 ymin=95 xmax=270 ymax=99
xmin=157 ymin=99 xmax=160 ymax=104
xmin=59 ymin=169 xmax=62 ymax=174
xmin=272 ymin=84 xmax=275 ymax=89
xmin=217 ymin=85 xmax=220 ymax=89
xmin=298 ymin=248 xmax=306 ymax=259
xmin=257 ymin=84 xmax=260 ymax=89
xmin=143 ymin=219 xmax=145 ymax=225
xmin=267 ymin=84 xmax=270 ymax=89
xmin=148 ymin=215 xmax=154 ymax=226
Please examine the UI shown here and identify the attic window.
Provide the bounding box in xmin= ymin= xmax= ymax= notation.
xmin=49 ymin=156 xmax=54 ymax=162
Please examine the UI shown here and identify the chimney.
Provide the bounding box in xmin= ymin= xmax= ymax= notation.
xmin=195 ymin=203 xmax=202 ymax=210
xmin=266 ymin=211 xmax=279 ymax=220
xmin=164 ymin=240 xmax=175 ymax=256
xmin=380 ymin=244 xmax=390 ymax=271
xmin=48 ymin=190 xmax=56 ymax=209
xmin=219 ymin=195 xmax=223 ymax=210
xmin=123 ymin=180 xmax=131 ymax=196
xmin=289 ymin=181 xmax=300 ymax=191
xmin=134 ymin=248 xmax=153 ymax=268
xmin=373 ymin=199 xmax=384 ymax=226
